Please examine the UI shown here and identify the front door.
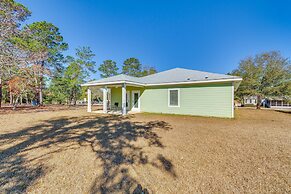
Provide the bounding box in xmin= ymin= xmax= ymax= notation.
xmin=131 ymin=90 xmax=140 ymax=112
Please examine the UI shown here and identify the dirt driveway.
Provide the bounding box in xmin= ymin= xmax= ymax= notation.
xmin=0 ymin=108 xmax=290 ymax=193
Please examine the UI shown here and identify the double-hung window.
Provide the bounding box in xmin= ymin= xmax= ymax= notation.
xmin=168 ymin=89 xmax=180 ymax=107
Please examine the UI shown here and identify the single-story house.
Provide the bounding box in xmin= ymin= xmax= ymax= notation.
xmin=243 ymin=96 xmax=258 ymax=106
xmin=242 ymin=96 xmax=291 ymax=108
xmin=262 ymin=97 xmax=291 ymax=108
xmin=82 ymin=68 xmax=242 ymax=118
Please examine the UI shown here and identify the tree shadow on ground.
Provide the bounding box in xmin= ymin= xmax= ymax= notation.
xmin=0 ymin=114 xmax=175 ymax=193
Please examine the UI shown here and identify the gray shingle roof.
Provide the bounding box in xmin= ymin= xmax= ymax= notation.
xmin=139 ymin=68 xmax=239 ymax=84
xmin=82 ymin=67 xmax=241 ymax=86
xmin=84 ymin=74 xmax=143 ymax=85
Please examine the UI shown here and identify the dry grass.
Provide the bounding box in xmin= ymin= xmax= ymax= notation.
xmin=0 ymin=107 xmax=290 ymax=193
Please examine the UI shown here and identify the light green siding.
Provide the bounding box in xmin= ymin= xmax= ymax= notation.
xmin=110 ymin=86 xmax=144 ymax=110
xmin=109 ymin=82 xmax=234 ymax=118
xmin=140 ymin=82 xmax=233 ymax=118
xmin=111 ymin=87 xmax=122 ymax=108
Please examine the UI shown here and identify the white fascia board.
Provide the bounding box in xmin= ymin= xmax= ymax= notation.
xmin=146 ymin=78 xmax=243 ymax=86
xmin=81 ymin=81 xmax=145 ymax=87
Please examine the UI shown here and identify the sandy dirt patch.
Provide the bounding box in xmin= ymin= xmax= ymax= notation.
xmin=0 ymin=107 xmax=290 ymax=193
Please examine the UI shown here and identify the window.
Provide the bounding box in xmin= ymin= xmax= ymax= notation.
xmin=168 ymin=89 xmax=180 ymax=107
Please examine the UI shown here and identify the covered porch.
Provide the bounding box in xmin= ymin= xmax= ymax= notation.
xmin=86 ymin=83 xmax=144 ymax=115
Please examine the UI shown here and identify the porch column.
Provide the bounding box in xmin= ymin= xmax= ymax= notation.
xmin=87 ymin=88 xmax=92 ymax=112
xmin=103 ymin=87 xmax=108 ymax=113
xmin=122 ymin=83 xmax=127 ymax=115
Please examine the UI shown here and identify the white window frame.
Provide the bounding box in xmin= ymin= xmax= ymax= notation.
xmin=168 ymin=88 xmax=180 ymax=107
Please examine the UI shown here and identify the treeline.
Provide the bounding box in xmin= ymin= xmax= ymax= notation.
xmin=0 ymin=0 xmax=156 ymax=108
xmin=2 ymin=1 xmax=290 ymax=109
xmin=48 ymin=57 xmax=157 ymax=105
xmin=230 ymin=51 xmax=291 ymax=105
xmin=98 ymin=58 xmax=156 ymax=78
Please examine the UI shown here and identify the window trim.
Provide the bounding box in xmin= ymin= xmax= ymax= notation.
xmin=168 ymin=88 xmax=180 ymax=107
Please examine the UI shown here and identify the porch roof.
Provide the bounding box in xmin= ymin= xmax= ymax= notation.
xmin=82 ymin=68 xmax=242 ymax=88
xmin=82 ymin=74 xmax=145 ymax=87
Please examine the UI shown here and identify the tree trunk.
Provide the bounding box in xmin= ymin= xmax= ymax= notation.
xmin=256 ymin=95 xmax=261 ymax=109
xmin=0 ymin=77 xmax=2 ymax=109
xmin=20 ymin=95 xmax=23 ymax=105
xmin=39 ymin=61 xmax=45 ymax=106
xmin=26 ymin=93 xmax=29 ymax=105
xmin=13 ymin=95 xmax=19 ymax=110
xmin=73 ymin=89 xmax=77 ymax=105
xmin=39 ymin=84 xmax=43 ymax=105
xmin=10 ymin=91 xmax=13 ymax=105
xmin=34 ymin=86 xmax=39 ymax=104
xmin=0 ymin=77 xmax=2 ymax=108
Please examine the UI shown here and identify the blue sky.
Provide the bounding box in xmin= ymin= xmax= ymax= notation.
xmin=19 ymin=0 xmax=291 ymax=79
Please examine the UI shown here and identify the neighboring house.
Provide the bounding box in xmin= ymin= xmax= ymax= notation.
xmin=82 ymin=68 xmax=242 ymax=118
xmin=243 ymin=96 xmax=258 ymax=106
xmin=243 ymin=96 xmax=291 ymax=108
xmin=262 ymin=97 xmax=291 ymax=108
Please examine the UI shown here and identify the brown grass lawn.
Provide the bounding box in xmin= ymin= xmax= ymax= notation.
xmin=0 ymin=107 xmax=290 ymax=193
